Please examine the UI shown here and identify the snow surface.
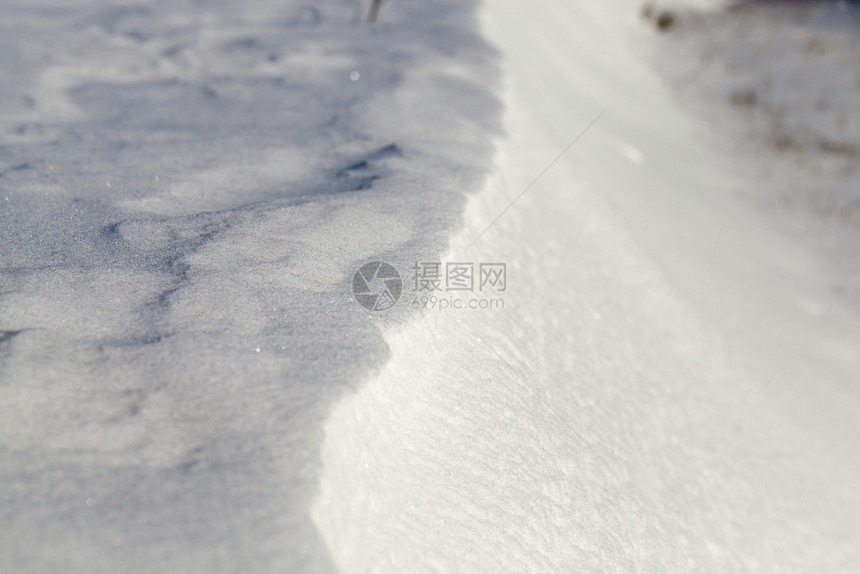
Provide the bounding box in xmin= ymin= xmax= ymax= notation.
xmin=313 ymin=0 xmax=860 ymax=572
xmin=648 ymin=0 xmax=860 ymax=305
xmin=1 ymin=1 xmax=500 ymax=572
xmin=2 ymin=0 xmax=859 ymax=572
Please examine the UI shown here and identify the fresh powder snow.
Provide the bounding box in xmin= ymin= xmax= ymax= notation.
xmin=2 ymin=0 xmax=859 ymax=573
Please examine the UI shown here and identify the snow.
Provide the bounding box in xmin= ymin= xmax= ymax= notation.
xmin=646 ymin=0 xmax=860 ymax=304
xmin=313 ymin=0 xmax=860 ymax=572
xmin=1 ymin=0 xmax=859 ymax=572
xmin=0 ymin=1 xmax=499 ymax=572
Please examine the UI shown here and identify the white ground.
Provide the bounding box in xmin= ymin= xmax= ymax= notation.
xmin=313 ymin=0 xmax=860 ymax=572
xmin=2 ymin=0 xmax=858 ymax=572
xmin=0 ymin=1 xmax=499 ymax=572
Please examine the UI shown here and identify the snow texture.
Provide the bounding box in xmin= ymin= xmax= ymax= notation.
xmin=313 ymin=0 xmax=860 ymax=572
xmin=2 ymin=0 xmax=859 ymax=572
xmin=0 ymin=1 xmax=499 ymax=572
